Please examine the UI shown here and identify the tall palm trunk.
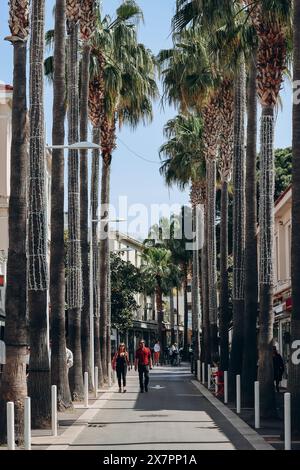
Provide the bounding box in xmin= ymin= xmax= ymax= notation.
xmin=219 ymin=81 xmax=234 ymax=372
xmin=183 ymin=265 xmax=189 ymax=358
xmin=156 ymin=283 xmax=164 ymax=348
xmin=229 ymin=63 xmax=246 ymax=398
xmin=0 ymin=0 xmax=29 ymax=441
xmin=99 ymin=152 xmax=111 ymax=380
xmin=80 ymin=42 xmax=91 ymax=385
xmin=170 ymin=289 xmax=175 ymax=344
xmin=258 ymin=106 xmax=276 ymax=416
xmin=242 ymin=52 xmax=258 ymax=406
xmin=27 ymin=0 xmax=51 ymax=428
xmin=202 ymin=204 xmax=211 ymax=372
xmin=50 ymin=0 xmax=72 ymax=411
xmin=289 ymin=0 xmax=300 ymax=435
xmin=219 ymin=180 xmax=229 ymax=371
xmin=91 ymin=126 xmax=104 ymax=386
xmin=67 ymin=20 xmax=84 ymax=400
xmin=206 ymin=158 xmax=218 ymax=359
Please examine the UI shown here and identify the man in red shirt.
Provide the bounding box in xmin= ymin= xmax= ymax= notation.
xmin=134 ymin=339 xmax=152 ymax=393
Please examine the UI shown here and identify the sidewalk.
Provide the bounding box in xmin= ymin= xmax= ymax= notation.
xmin=28 ymin=365 xmax=272 ymax=450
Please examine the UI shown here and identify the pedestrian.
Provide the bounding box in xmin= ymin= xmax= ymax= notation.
xmin=49 ymin=340 xmax=73 ymax=372
xmin=112 ymin=342 xmax=129 ymax=393
xmin=273 ymin=345 xmax=284 ymax=392
xmin=134 ymin=339 xmax=152 ymax=393
xmin=153 ymin=340 xmax=161 ymax=366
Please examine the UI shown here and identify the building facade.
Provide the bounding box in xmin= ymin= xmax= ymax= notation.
xmin=273 ymin=185 xmax=292 ymax=387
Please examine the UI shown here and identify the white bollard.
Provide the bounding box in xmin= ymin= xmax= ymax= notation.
xmin=94 ymin=367 xmax=98 ymax=399
xmin=208 ymin=364 xmax=211 ymax=389
xmin=7 ymin=402 xmax=15 ymax=450
xmin=236 ymin=375 xmax=241 ymax=414
xmin=24 ymin=397 xmax=31 ymax=450
xmin=197 ymin=360 xmax=201 ymax=382
xmin=224 ymin=371 xmax=228 ymax=404
xmin=254 ymin=381 xmax=260 ymax=429
xmin=84 ymin=372 xmax=89 ymax=408
xmin=284 ymin=393 xmax=291 ymax=450
xmin=202 ymin=362 xmax=205 ymax=384
xmin=108 ymin=363 xmax=112 ymax=388
xmin=51 ymin=385 xmax=57 ymax=437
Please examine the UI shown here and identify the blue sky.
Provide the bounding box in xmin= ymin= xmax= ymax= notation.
xmin=0 ymin=0 xmax=293 ymax=238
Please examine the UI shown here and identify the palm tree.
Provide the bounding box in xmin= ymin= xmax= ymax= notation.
xmin=242 ymin=49 xmax=258 ymax=407
xmin=66 ymin=0 xmax=84 ymax=401
xmin=50 ymin=0 xmax=73 ymax=411
xmin=289 ymin=0 xmax=300 ymax=436
xmin=228 ymin=61 xmax=246 ymax=397
xmin=27 ymin=0 xmax=51 ymax=428
xmin=218 ymin=81 xmax=234 ymax=372
xmin=90 ymin=1 xmax=158 ymax=378
xmin=0 ymin=0 xmax=30 ymax=444
xmin=79 ymin=0 xmax=97 ymax=389
xmin=141 ymin=247 xmax=176 ymax=350
xmin=159 ymin=113 xmax=205 ymax=364
xmin=244 ymin=0 xmax=291 ymax=417
xmin=158 ymin=30 xmax=220 ymax=361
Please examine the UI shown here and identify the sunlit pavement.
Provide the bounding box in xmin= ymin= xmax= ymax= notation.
xmin=37 ymin=364 xmax=272 ymax=450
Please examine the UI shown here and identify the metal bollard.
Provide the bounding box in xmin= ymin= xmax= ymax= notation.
xmin=51 ymin=385 xmax=57 ymax=437
xmin=7 ymin=402 xmax=15 ymax=450
xmin=254 ymin=381 xmax=260 ymax=429
xmin=202 ymin=362 xmax=205 ymax=385
xmin=94 ymin=367 xmax=98 ymax=399
xmin=208 ymin=364 xmax=211 ymax=389
xmin=24 ymin=397 xmax=31 ymax=450
xmin=197 ymin=360 xmax=201 ymax=382
xmin=284 ymin=393 xmax=291 ymax=450
xmin=84 ymin=372 xmax=89 ymax=408
xmin=215 ymin=374 xmax=218 ymax=395
xmin=224 ymin=371 xmax=228 ymax=404
xmin=236 ymin=375 xmax=241 ymax=414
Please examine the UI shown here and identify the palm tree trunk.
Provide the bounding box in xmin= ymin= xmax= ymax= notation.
xmin=50 ymin=0 xmax=72 ymax=411
xmin=80 ymin=42 xmax=91 ymax=386
xmin=156 ymin=284 xmax=164 ymax=349
xmin=219 ymin=180 xmax=229 ymax=371
xmin=0 ymin=38 xmax=28 ymax=443
xmin=99 ymin=153 xmax=111 ymax=380
xmin=229 ymin=62 xmax=246 ymax=398
xmin=202 ymin=204 xmax=211 ymax=373
xmin=289 ymin=0 xmax=300 ymax=435
xmin=91 ymin=126 xmax=104 ymax=386
xmin=170 ymin=289 xmax=175 ymax=344
xmin=242 ymin=51 xmax=258 ymax=407
xmin=207 ymin=159 xmax=218 ymax=359
xmin=183 ymin=265 xmax=189 ymax=359
xmin=67 ymin=22 xmax=84 ymax=400
xmin=192 ymin=205 xmax=202 ymax=373
xmin=27 ymin=0 xmax=51 ymax=428
xmin=258 ymin=106 xmax=276 ymax=417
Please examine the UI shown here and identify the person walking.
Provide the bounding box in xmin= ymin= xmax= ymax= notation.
xmin=273 ymin=346 xmax=284 ymax=392
xmin=134 ymin=339 xmax=152 ymax=393
xmin=153 ymin=340 xmax=161 ymax=366
xmin=112 ymin=343 xmax=129 ymax=393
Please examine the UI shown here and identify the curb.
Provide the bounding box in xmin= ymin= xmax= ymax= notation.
xmin=191 ymin=380 xmax=274 ymax=450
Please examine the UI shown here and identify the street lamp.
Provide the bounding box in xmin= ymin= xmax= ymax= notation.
xmin=46 ymin=141 xmax=101 ymax=150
